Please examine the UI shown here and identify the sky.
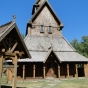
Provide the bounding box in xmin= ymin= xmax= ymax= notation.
xmin=0 ymin=0 xmax=88 ymax=42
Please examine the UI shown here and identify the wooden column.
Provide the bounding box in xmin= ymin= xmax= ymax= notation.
xmin=43 ymin=65 xmax=46 ymax=79
xmin=58 ymin=65 xmax=60 ymax=79
xmin=6 ymin=69 xmax=9 ymax=83
xmin=0 ymin=56 xmax=3 ymax=88
xmin=12 ymin=56 xmax=18 ymax=88
xmin=67 ymin=64 xmax=69 ymax=78
xmin=23 ymin=65 xmax=25 ymax=80
xmin=75 ymin=64 xmax=78 ymax=78
xmin=33 ymin=65 xmax=36 ymax=79
xmin=84 ymin=63 xmax=87 ymax=78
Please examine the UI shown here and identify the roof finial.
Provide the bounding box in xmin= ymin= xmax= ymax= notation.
xmin=12 ymin=15 xmax=16 ymax=22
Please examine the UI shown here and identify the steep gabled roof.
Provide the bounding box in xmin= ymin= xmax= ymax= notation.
xmin=28 ymin=0 xmax=64 ymax=27
xmin=55 ymin=52 xmax=88 ymax=62
xmin=0 ymin=21 xmax=12 ymax=38
xmin=0 ymin=21 xmax=31 ymax=58
xmin=34 ymin=0 xmax=40 ymax=4
xmin=9 ymin=50 xmax=88 ymax=63
xmin=24 ymin=35 xmax=76 ymax=52
xmin=43 ymin=49 xmax=61 ymax=63
xmin=21 ymin=35 xmax=88 ymax=62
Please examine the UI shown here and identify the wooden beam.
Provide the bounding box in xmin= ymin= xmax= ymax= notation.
xmin=6 ymin=69 xmax=9 ymax=83
xmin=14 ymin=51 xmax=24 ymax=57
xmin=0 ymin=56 xmax=3 ymax=88
xmin=4 ymin=52 xmax=16 ymax=57
xmin=23 ymin=65 xmax=25 ymax=81
xmin=67 ymin=64 xmax=69 ymax=79
xmin=11 ymin=42 xmax=18 ymax=52
xmin=58 ymin=65 xmax=60 ymax=79
xmin=14 ymin=51 xmax=19 ymax=54
xmin=75 ymin=64 xmax=78 ymax=78
xmin=12 ymin=55 xmax=18 ymax=88
xmin=43 ymin=65 xmax=46 ymax=79
xmin=33 ymin=65 xmax=36 ymax=80
xmin=19 ymin=52 xmax=25 ymax=57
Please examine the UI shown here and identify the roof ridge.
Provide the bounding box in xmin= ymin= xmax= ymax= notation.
xmin=28 ymin=0 xmax=64 ymax=27
xmin=0 ymin=22 xmax=15 ymax=39
xmin=0 ymin=21 xmax=12 ymax=28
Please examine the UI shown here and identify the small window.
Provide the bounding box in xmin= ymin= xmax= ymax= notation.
xmin=40 ymin=25 xmax=44 ymax=33
xmin=48 ymin=26 xmax=52 ymax=34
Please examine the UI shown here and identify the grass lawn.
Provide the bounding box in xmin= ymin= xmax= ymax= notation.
xmin=1 ymin=76 xmax=88 ymax=88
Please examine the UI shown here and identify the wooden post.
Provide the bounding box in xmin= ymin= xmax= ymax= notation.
xmin=0 ymin=56 xmax=3 ymax=88
xmin=58 ymin=65 xmax=60 ymax=79
xmin=67 ymin=64 xmax=69 ymax=79
xmin=12 ymin=56 xmax=18 ymax=88
xmin=33 ymin=65 xmax=36 ymax=79
xmin=6 ymin=69 xmax=9 ymax=83
xmin=23 ymin=65 xmax=25 ymax=81
xmin=84 ymin=63 xmax=88 ymax=78
xmin=43 ymin=65 xmax=46 ymax=79
xmin=75 ymin=64 xmax=78 ymax=78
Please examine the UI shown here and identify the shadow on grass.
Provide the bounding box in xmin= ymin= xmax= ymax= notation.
xmin=1 ymin=85 xmax=26 ymax=88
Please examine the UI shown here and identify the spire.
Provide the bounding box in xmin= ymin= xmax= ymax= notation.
xmin=32 ymin=0 xmax=48 ymax=15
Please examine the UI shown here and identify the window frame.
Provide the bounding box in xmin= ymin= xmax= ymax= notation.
xmin=48 ymin=26 xmax=52 ymax=34
xmin=40 ymin=25 xmax=44 ymax=33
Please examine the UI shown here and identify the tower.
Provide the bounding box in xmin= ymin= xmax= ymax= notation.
xmin=26 ymin=0 xmax=64 ymax=37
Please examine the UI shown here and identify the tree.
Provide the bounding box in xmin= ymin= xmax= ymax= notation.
xmin=70 ymin=36 xmax=88 ymax=58
xmin=70 ymin=39 xmax=79 ymax=51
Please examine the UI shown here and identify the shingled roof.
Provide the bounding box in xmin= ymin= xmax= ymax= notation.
xmin=26 ymin=0 xmax=64 ymax=35
xmin=0 ymin=21 xmax=12 ymax=39
xmin=24 ymin=35 xmax=76 ymax=52
xmin=0 ymin=21 xmax=31 ymax=58
xmin=29 ymin=0 xmax=63 ymax=26
xmin=16 ymin=51 xmax=88 ymax=63
xmin=16 ymin=35 xmax=88 ymax=62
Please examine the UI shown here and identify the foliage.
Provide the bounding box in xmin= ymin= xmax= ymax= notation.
xmin=70 ymin=36 xmax=88 ymax=58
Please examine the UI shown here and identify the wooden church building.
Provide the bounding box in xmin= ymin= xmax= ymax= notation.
xmin=7 ymin=0 xmax=88 ymax=80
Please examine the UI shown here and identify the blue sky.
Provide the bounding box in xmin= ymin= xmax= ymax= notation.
xmin=0 ymin=0 xmax=88 ymax=42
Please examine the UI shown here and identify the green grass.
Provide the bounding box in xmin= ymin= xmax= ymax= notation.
xmin=1 ymin=76 xmax=7 ymax=84
xmin=1 ymin=77 xmax=88 ymax=88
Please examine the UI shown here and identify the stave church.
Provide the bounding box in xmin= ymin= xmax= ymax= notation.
xmin=1 ymin=0 xmax=88 ymax=81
